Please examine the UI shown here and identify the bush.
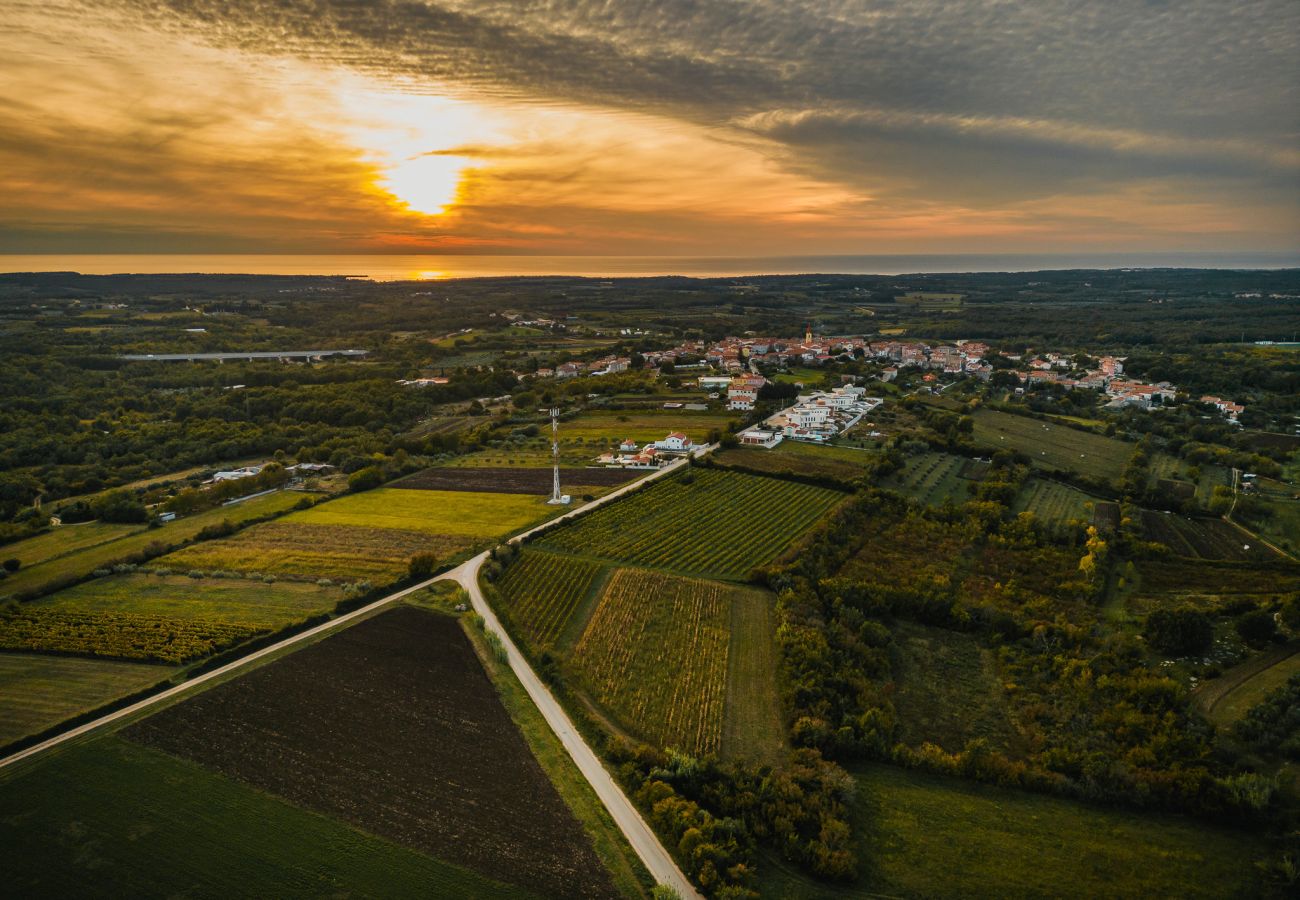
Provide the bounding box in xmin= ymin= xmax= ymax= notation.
xmin=2 ymin=558 xmax=19 ymax=573
xmin=1143 ymin=607 xmax=1213 ymax=656
xmin=347 ymin=466 xmax=385 ymax=493
xmin=1236 ymin=608 xmax=1278 ymax=648
xmin=408 ymin=552 xmax=438 ymax=580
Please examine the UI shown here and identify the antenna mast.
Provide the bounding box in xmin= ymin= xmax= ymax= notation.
xmin=547 ymin=408 xmax=569 ymax=505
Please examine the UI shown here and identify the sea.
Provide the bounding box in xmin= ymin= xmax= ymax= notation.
xmin=0 ymin=252 xmax=1296 ymax=281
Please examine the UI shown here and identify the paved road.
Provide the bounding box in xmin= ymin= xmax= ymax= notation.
xmin=0 ymin=448 xmax=708 ymax=897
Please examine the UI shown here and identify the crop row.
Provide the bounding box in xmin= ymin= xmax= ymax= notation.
xmin=572 ymin=568 xmax=730 ymax=756
xmin=536 ymin=468 xmax=844 ymax=578
xmin=0 ymin=607 xmax=264 ymax=664
xmin=496 ymin=550 xmax=606 ymax=648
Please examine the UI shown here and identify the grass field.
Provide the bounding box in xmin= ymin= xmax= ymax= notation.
xmin=889 ymin=622 xmax=1020 ymax=755
xmin=536 ymin=468 xmax=846 ymax=579
xmin=161 ymin=521 xmax=472 ymax=582
xmin=0 ymin=491 xmax=305 ymax=599
xmin=4 ymin=520 xmax=140 ymax=569
xmin=0 ymin=654 xmax=172 ymax=747
xmin=495 ymin=549 xmax=609 ymax=649
xmin=1198 ymin=645 xmax=1300 ymax=728
xmin=716 ymin=441 xmax=876 ymax=482
xmin=759 ymin=764 xmax=1264 ymax=898
xmin=35 ymin=572 xmax=340 ymax=625
xmin=556 ymin=409 xmax=733 ymax=444
xmin=573 ymin=568 xmax=732 ymax=756
xmin=0 ymin=737 xmax=537 ymax=898
xmin=882 ymin=451 xmax=972 ymax=505
xmin=721 ymin=587 xmax=786 ymax=765
xmin=1013 ymin=478 xmax=1098 ymax=529
xmin=290 ymin=487 xmax=552 ymax=538
xmin=968 ymin=407 xmax=1133 ymax=485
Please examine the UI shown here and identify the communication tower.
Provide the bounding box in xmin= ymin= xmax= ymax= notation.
xmin=547 ymin=408 xmax=571 ymax=505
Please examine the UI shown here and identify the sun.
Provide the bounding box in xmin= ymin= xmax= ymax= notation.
xmin=381 ymin=153 xmax=469 ymax=216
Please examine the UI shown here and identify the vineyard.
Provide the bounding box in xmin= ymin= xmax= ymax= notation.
xmin=572 ymin=568 xmax=731 ymax=756
xmin=495 ymin=550 xmax=607 ymax=648
xmin=1013 ymin=479 xmax=1097 ymax=530
xmin=1138 ymin=511 xmax=1277 ymax=561
xmin=535 ymin=468 xmax=845 ymax=578
xmin=0 ymin=607 xmax=263 ymax=663
xmin=883 ymin=452 xmax=972 ymax=506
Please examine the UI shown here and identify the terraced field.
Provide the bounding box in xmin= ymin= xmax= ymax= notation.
xmin=535 ymin=468 xmax=846 ymax=579
xmin=572 ymin=568 xmax=732 ymax=756
xmin=495 ymin=550 xmax=608 ymax=649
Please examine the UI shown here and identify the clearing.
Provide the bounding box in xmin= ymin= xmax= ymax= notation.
xmin=967 ymin=407 xmax=1133 ymax=486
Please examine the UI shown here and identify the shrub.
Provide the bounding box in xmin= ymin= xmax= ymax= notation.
xmin=1 ymin=558 xmax=19 ymax=573
xmin=408 ymin=552 xmax=438 ymax=580
xmin=1236 ymin=609 xmax=1278 ymax=648
xmin=1143 ymin=607 xmax=1213 ymax=656
xmin=347 ymin=466 xmax=385 ymax=493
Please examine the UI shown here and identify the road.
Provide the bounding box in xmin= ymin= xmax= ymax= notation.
xmin=0 ymin=448 xmax=708 ymax=897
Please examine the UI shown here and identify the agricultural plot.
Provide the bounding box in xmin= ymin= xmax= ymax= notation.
xmin=882 ymin=451 xmax=972 ymax=506
xmin=0 ymin=738 xmax=534 ymax=899
xmin=721 ymin=588 xmax=787 ymax=765
xmin=397 ymin=466 xmax=636 ymax=494
xmin=495 ymin=550 xmax=608 ymax=649
xmin=0 ymin=606 xmax=260 ymax=663
xmin=758 ymin=765 xmax=1263 ymax=899
xmin=4 ymin=520 xmax=140 ymax=570
xmin=536 ymin=468 xmax=846 ymax=579
xmin=968 ymin=407 xmax=1133 ymax=485
xmin=1138 ymin=510 xmax=1277 ymax=561
xmin=290 ymin=487 xmax=550 ymax=539
xmin=716 ymin=441 xmax=876 ymax=482
xmin=1197 ymin=645 xmax=1300 ymax=728
xmin=572 ymin=568 xmax=731 ymax=756
xmin=127 ymin=607 xmax=617 ymax=899
xmin=557 ymin=409 xmax=733 ymax=444
xmin=1012 ymin=478 xmax=1098 ymax=529
xmin=0 ymin=490 xmax=305 ymax=599
xmin=162 ymin=521 xmax=472 ymax=582
xmin=0 ymin=654 xmax=172 ymax=747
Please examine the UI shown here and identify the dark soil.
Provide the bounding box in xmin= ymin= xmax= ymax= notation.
xmin=126 ymin=606 xmax=617 ymax=899
xmin=397 ymin=466 xmax=637 ymax=494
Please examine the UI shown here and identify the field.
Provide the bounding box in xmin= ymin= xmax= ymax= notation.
xmin=0 ymin=654 xmax=172 ymax=747
xmin=882 ymin=451 xmax=972 ymax=505
xmin=397 ymin=465 xmax=637 ymax=494
xmin=1012 ymin=478 xmax=1098 ymax=529
xmin=1196 ymin=644 xmax=1300 ymax=727
xmin=495 ymin=549 xmax=609 ymax=649
xmin=967 ymin=407 xmax=1134 ymax=484
xmin=290 ymin=486 xmax=551 ymax=538
xmin=758 ymin=765 xmax=1264 ymax=898
xmin=1138 ymin=510 xmax=1277 ymax=561
xmin=0 ymin=606 xmax=264 ymax=663
xmin=556 ymin=409 xmax=733 ymax=444
xmin=127 ymin=606 xmax=618 ymax=898
xmin=715 ymin=440 xmax=876 ymax=482
xmin=162 ymin=521 xmax=472 ymax=582
xmin=3 ymin=520 xmax=140 ymax=569
xmin=572 ymin=568 xmax=732 ymax=756
xmin=889 ymin=622 xmax=1021 ymax=755
xmin=0 ymin=737 xmax=534 ymax=899
xmin=0 ymin=490 xmax=305 ymax=599
xmin=535 ymin=468 xmax=846 ymax=579
xmin=721 ymin=587 xmax=787 ymax=764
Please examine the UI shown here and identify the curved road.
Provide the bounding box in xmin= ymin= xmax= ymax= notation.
xmin=0 ymin=450 xmax=707 ymax=898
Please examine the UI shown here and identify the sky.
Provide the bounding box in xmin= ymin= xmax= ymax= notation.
xmin=1 ymin=0 xmax=1297 ymax=256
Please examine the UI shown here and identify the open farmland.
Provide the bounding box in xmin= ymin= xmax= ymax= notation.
xmin=0 ymin=490 xmax=306 ymax=599
xmin=759 ymin=765 xmax=1264 ymax=899
xmin=4 ymin=520 xmax=139 ymax=569
xmin=715 ymin=440 xmax=876 ymax=482
xmin=495 ymin=550 xmax=609 ymax=649
xmin=573 ymin=568 xmax=732 ymax=756
xmin=0 ymin=654 xmax=172 ymax=747
xmin=1138 ymin=510 xmax=1278 ymax=561
xmin=127 ymin=606 xmax=617 ymax=899
xmin=967 ymin=407 xmax=1133 ymax=485
xmin=0 ymin=606 xmax=261 ymax=663
xmin=290 ymin=486 xmax=551 ymax=538
xmin=161 ymin=521 xmax=472 ymax=582
xmin=557 ymin=409 xmax=734 ymax=445
xmin=535 ymin=468 xmax=846 ymax=579
xmin=0 ymin=738 xmax=535 ymax=899
xmin=397 ymin=465 xmax=637 ymax=494
xmin=1196 ymin=644 xmax=1300 ymax=727
xmin=721 ymin=587 xmax=787 ymax=764
xmin=882 ymin=451 xmax=972 ymax=505
xmin=1013 ymin=478 xmax=1098 ymax=530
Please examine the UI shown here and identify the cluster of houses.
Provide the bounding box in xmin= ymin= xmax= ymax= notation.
xmin=870 ymin=339 xmax=992 ymax=381
xmin=532 ymin=356 xmax=632 ymax=379
xmin=594 ymin=432 xmax=696 ymax=469
xmin=740 ymin=385 xmax=883 ymax=446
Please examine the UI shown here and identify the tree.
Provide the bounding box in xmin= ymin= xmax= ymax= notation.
xmin=90 ymin=490 xmax=149 ymax=524
xmin=347 ymin=466 xmax=385 ymax=493
xmin=1236 ymin=609 xmax=1278 ymax=648
xmin=1143 ymin=607 xmax=1212 ymax=656
xmin=408 ymin=552 xmax=438 ymax=580
xmin=1 ymin=558 xmax=19 ymax=573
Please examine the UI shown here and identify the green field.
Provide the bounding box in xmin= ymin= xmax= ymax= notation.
xmin=0 ymin=654 xmax=173 ymax=747
xmin=721 ymin=587 xmax=787 ymax=765
xmin=161 ymin=521 xmax=472 ymax=582
xmin=4 ymin=520 xmax=140 ymax=569
xmin=291 ymin=487 xmax=551 ymax=538
xmin=717 ymin=440 xmax=876 ymax=482
xmin=495 ymin=549 xmax=609 ymax=649
xmin=1013 ymin=478 xmax=1098 ymax=529
xmin=0 ymin=738 xmax=536 ymax=899
xmin=535 ymin=468 xmax=846 ymax=579
xmin=759 ymin=765 xmax=1264 ymax=898
xmin=968 ymin=407 xmax=1134 ymax=484
xmin=556 ymin=409 xmax=733 ymax=445
xmin=572 ymin=568 xmax=733 ymax=756
xmin=882 ymin=451 xmax=972 ymax=506
xmin=0 ymin=491 xmax=306 ymax=599
xmin=1199 ymin=646 xmax=1300 ymax=728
